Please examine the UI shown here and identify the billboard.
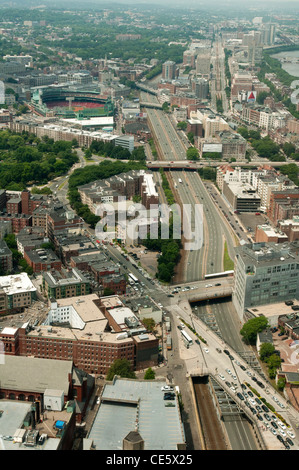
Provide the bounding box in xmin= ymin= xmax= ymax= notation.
xmin=247 ymin=91 xmax=257 ymax=102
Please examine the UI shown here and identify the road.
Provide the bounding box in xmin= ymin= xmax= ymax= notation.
xmin=168 ymin=301 xmax=299 ymax=451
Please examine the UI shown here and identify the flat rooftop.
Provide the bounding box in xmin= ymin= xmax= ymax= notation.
xmin=247 ymin=300 xmax=299 ymax=320
xmin=0 ymin=401 xmax=60 ymax=450
xmin=0 ymin=273 xmax=36 ymax=295
xmin=88 ymin=378 xmax=185 ymax=450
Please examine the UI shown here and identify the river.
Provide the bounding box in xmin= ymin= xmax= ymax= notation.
xmin=271 ymin=50 xmax=299 ymax=78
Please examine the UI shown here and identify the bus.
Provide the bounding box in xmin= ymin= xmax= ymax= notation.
xmin=181 ymin=330 xmax=193 ymax=347
xmin=204 ymin=270 xmax=234 ymax=280
xmin=129 ymin=273 xmax=139 ymax=283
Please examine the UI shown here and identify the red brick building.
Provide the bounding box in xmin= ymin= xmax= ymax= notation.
xmin=0 ymin=295 xmax=158 ymax=375
xmin=24 ymin=249 xmax=62 ymax=273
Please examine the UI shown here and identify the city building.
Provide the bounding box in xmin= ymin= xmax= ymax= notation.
xmin=42 ymin=268 xmax=91 ymax=299
xmin=0 ymin=356 xmax=94 ymax=449
xmin=255 ymin=224 xmax=289 ymax=243
xmin=0 ymin=239 xmax=13 ymax=273
xmin=195 ymin=51 xmax=211 ymax=76
xmin=0 ymin=294 xmax=159 ymax=375
xmin=222 ymin=181 xmax=261 ymax=212
xmin=0 ymin=273 xmax=37 ymax=315
xmin=23 ymin=248 xmax=62 ymax=273
xmin=233 ymin=241 xmax=299 ymax=317
xmin=87 ymin=377 xmax=186 ymax=450
xmin=231 ymin=72 xmax=253 ymax=102
xmin=191 ymin=78 xmax=209 ymax=100
xmin=162 ymin=61 xmax=177 ymax=81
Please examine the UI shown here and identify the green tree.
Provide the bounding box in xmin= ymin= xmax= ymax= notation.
xmin=256 ymin=91 xmax=269 ymax=105
xmin=106 ymin=358 xmax=136 ymax=381
xmin=177 ymin=121 xmax=187 ymax=130
xmin=277 ymin=377 xmax=286 ymax=391
xmin=240 ymin=316 xmax=269 ymax=344
xmin=259 ymin=343 xmax=276 ymax=362
xmin=186 ymin=147 xmax=199 ymax=161
xmin=144 ymin=367 xmax=156 ymax=380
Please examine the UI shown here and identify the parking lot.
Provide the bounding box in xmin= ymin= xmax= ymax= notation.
xmin=237 ymin=212 xmax=268 ymax=238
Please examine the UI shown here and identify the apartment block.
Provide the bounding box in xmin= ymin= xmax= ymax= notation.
xmin=233 ymin=241 xmax=299 ymax=318
xmin=0 ymin=273 xmax=37 ymax=315
xmin=42 ymin=268 xmax=91 ymax=299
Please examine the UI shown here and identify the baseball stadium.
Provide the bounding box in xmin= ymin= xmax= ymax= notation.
xmin=30 ymin=86 xmax=115 ymax=119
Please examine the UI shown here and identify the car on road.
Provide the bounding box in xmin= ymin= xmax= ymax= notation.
xmin=287 ymin=431 xmax=295 ymax=439
xmin=224 ymin=349 xmax=230 ymax=355
xmin=226 ymin=368 xmax=232 ymax=375
xmin=278 ymin=422 xmax=286 ymax=430
xmin=279 ymin=430 xmax=286 ymax=437
xmin=286 ymin=437 xmax=294 ymax=446
xmin=161 ymin=386 xmax=174 ymax=392
xmin=205 ymin=284 xmax=213 ymax=288
xmin=218 ymin=374 xmax=225 ymax=381
xmin=271 ymin=421 xmax=278 ymax=429
xmin=203 ymin=348 xmax=209 ymax=353
xmin=237 ymin=392 xmax=244 ymax=400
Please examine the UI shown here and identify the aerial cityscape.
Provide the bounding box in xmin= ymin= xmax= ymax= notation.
xmin=0 ymin=0 xmax=299 ymax=454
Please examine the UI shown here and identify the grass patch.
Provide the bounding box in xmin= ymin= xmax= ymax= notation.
xmin=223 ymin=241 xmax=234 ymax=271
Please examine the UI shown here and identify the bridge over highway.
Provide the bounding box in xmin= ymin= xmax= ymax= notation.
xmin=140 ymin=101 xmax=163 ymax=109
xmin=146 ymin=160 xmax=297 ymax=170
xmin=170 ymin=277 xmax=234 ymax=303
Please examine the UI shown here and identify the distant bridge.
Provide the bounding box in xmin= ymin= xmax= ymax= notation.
xmin=135 ymin=83 xmax=158 ymax=95
xmin=140 ymin=101 xmax=163 ymax=110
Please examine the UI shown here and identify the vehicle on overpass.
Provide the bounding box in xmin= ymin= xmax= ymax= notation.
xmin=204 ymin=270 xmax=234 ymax=279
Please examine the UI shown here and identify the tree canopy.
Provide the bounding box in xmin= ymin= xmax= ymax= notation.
xmin=240 ymin=316 xmax=269 ymax=344
xmin=106 ymin=358 xmax=136 ymax=381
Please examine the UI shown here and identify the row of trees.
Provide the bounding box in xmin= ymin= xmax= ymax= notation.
xmin=88 ymin=139 xmax=146 ymax=162
xmin=240 ymin=316 xmax=284 ymax=387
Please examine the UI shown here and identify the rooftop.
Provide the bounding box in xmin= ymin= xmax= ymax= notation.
xmin=0 ymin=273 xmax=36 ymax=295
xmin=88 ymin=377 xmax=185 ymax=450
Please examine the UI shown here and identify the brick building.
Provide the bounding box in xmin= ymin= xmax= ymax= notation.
xmin=24 ymin=248 xmax=62 ymax=273
xmin=0 ymin=295 xmax=159 ymax=375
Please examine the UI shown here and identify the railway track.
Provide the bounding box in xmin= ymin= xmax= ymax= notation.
xmin=193 ymin=376 xmax=228 ymax=450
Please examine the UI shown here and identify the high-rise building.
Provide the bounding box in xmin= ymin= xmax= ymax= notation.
xmin=192 ymin=78 xmax=209 ymax=100
xmin=195 ymin=52 xmax=211 ymax=75
xmin=162 ymin=61 xmax=177 ymax=81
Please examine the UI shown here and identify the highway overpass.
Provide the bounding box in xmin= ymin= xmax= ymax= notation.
xmin=170 ymin=277 xmax=234 ymax=303
xmin=140 ymin=101 xmax=163 ymax=109
xmin=146 ymin=160 xmax=297 ymax=170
